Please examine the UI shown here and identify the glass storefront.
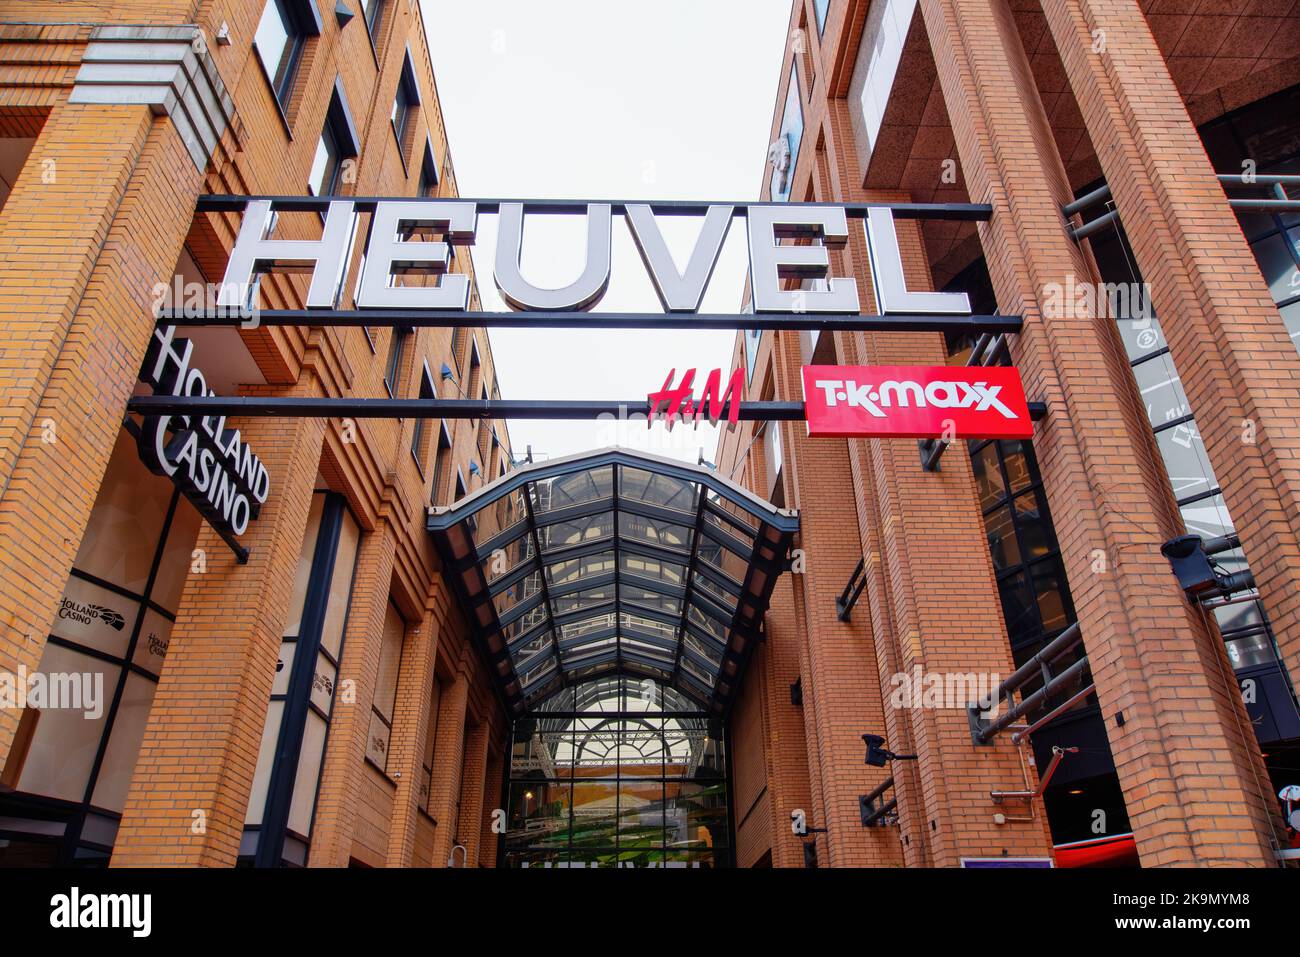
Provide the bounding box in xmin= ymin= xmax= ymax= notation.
xmin=0 ymin=431 xmax=201 ymax=865
xmin=503 ymin=677 xmax=730 ymax=868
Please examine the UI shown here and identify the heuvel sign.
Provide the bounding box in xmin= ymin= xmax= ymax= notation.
xmin=801 ymin=365 xmax=1033 ymax=440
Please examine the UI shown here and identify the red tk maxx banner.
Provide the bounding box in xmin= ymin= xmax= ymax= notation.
xmin=801 ymin=365 xmax=1034 ymax=440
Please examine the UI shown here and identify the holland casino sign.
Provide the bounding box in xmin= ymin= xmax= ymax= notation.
xmin=137 ymin=324 xmax=270 ymax=546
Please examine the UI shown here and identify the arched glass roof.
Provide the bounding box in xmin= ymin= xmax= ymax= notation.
xmin=427 ymin=448 xmax=799 ymax=718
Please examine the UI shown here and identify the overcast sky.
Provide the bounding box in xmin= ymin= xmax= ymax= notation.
xmin=423 ymin=0 xmax=793 ymax=464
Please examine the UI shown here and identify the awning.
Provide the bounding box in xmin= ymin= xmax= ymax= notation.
xmin=427 ymin=447 xmax=799 ymax=718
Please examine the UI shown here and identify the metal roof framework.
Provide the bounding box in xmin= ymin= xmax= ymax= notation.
xmin=427 ymin=448 xmax=799 ymax=719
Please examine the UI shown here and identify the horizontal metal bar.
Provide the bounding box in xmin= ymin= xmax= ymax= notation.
xmin=194 ymin=194 xmax=995 ymax=220
xmin=1226 ymin=198 xmax=1300 ymax=210
xmin=127 ymin=395 xmax=808 ymax=420
xmin=1063 ymin=183 xmax=1112 ymax=217
xmin=159 ymin=309 xmax=1026 ymax=334
xmin=1217 ymin=173 xmax=1300 ymax=186
xmin=1071 ymin=208 xmax=1120 ymax=242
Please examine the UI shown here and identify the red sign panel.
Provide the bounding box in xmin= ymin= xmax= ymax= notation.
xmin=801 ymin=365 xmax=1034 ymax=440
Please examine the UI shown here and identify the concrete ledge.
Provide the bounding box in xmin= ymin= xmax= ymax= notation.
xmin=68 ymin=24 xmax=236 ymax=172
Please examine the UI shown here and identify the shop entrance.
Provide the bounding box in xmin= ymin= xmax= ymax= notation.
xmin=425 ymin=447 xmax=800 ymax=867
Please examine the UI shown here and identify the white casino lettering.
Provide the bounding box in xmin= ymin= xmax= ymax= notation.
xmin=813 ymin=378 xmax=1018 ymax=419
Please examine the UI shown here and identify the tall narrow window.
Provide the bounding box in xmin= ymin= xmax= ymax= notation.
xmin=419 ymin=676 xmax=443 ymax=813
xmin=419 ymin=140 xmax=440 ymax=197
xmin=367 ymin=602 xmax=406 ymax=773
xmin=244 ymin=491 xmax=361 ymax=867
xmin=384 ymin=328 xmax=411 ymax=397
xmin=411 ymin=364 xmax=436 ymax=467
xmin=309 ymin=84 xmax=360 ymax=197
xmin=391 ymin=54 xmax=420 ymax=160
xmin=360 ymin=0 xmax=384 ymax=36
xmin=431 ymin=423 xmax=452 ymax=506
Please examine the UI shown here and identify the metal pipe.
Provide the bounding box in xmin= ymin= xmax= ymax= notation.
xmin=1011 ymin=684 xmax=1095 ymax=744
xmin=1071 ymin=208 xmax=1121 ymax=241
xmin=991 ymin=745 xmax=1078 ymax=802
xmin=1063 ymin=183 xmax=1112 ymax=217
xmin=1217 ymin=173 xmax=1300 ymax=186
xmin=1202 ymin=533 xmax=1240 ymax=556
xmin=1226 ymin=198 xmax=1300 ymax=211
xmin=978 ymin=655 xmax=1090 ymax=744
xmin=990 ymin=623 xmax=1082 ymax=701
xmin=966 ymin=333 xmax=992 ymax=366
xmin=984 ymin=334 xmax=1011 ymax=366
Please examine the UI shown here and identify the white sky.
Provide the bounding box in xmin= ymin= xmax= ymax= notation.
xmin=422 ymin=0 xmax=793 ymax=464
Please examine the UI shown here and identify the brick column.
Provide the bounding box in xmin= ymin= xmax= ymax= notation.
xmin=1041 ymin=0 xmax=1300 ymax=697
xmin=456 ymin=718 xmax=491 ymax=866
xmin=111 ymin=388 xmax=326 ymax=866
xmin=918 ymin=0 xmax=1280 ymax=864
xmin=751 ymin=578 xmax=814 ymax=868
xmin=385 ymin=586 xmax=452 ymax=866
xmin=772 ymin=336 xmax=904 ymax=867
xmin=428 ymin=666 xmax=470 ymax=866
xmin=0 ymin=99 xmax=201 ymax=760
xmin=477 ymin=739 xmax=505 ymax=867
xmin=308 ymin=523 xmax=398 ymax=866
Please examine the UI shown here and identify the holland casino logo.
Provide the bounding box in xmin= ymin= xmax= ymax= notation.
xmin=801 ymin=365 xmax=1033 ymax=441
xmin=136 ymin=325 xmax=270 ymax=540
xmin=59 ymin=598 xmax=126 ymax=630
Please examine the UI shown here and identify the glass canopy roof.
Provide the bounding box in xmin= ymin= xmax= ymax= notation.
xmin=427 ymin=448 xmax=799 ymax=718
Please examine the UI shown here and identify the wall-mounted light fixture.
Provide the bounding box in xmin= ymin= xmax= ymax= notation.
xmin=863 ymin=733 xmax=917 ymax=767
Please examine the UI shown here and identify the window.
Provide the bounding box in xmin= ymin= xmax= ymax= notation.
xmin=309 ymin=84 xmax=360 ymax=197
xmin=254 ymin=0 xmax=318 ymax=108
xmin=360 ymin=0 xmax=384 ymax=35
xmin=419 ymin=676 xmax=442 ymax=813
xmin=384 ymin=327 xmax=411 ymax=396
xmin=770 ymin=65 xmax=803 ymax=202
xmin=367 ymin=602 xmax=406 ymax=773
xmin=419 ymin=139 xmax=440 ymax=197
xmin=411 ymin=364 xmax=436 ymax=468
xmin=813 ymin=0 xmax=831 ymax=33
xmin=431 ymin=423 xmax=452 ymax=505
xmin=391 ymin=54 xmax=420 ymax=159
xmin=454 ymin=471 xmax=467 ymax=503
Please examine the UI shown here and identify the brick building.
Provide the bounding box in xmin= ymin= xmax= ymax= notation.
xmin=0 ymin=0 xmax=516 ymax=867
xmin=716 ymin=0 xmax=1300 ymax=867
xmin=0 ymin=0 xmax=1298 ymax=872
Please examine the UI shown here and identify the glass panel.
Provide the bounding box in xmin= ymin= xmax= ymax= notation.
xmin=970 ymin=442 xmax=1004 ymax=511
xmin=1133 ymin=352 xmax=1190 ymax=428
xmin=532 ymin=467 xmax=613 ymax=515
xmin=686 ymin=603 xmax=726 ymax=642
xmin=1030 ymin=560 xmax=1069 ymax=634
xmin=245 ymin=699 xmax=283 ymax=826
xmin=1181 ymin=493 xmax=1235 ymax=540
xmin=697 ymin=539 xmax=747 ymax=584
xmin=470 ymin=488 xmax=528 ymax=551
xmin=16 ymin=643 xmax=117 ymax=803
xmin=253 ymin=0 xmax=293 ymax=91
xmin=288 ymin=710 xmax=327 ymax=837
xmin=90 ymin=672 xmax=156 ymax=813
xmin=622 ymin=611 xmax=676 ymax=644
xmin=705 ymin=489 xmax=759 ymax=533
xmin=131 ymin=606 xmax=173 ymax=676
xmin=684 ymin=632 xmax=722 ymax=668
xmin=1225 ymin=629 xmax=1275 ymax=670
xmin=311 ymin=652 xmax=337 ymax=715
xmin=74 ymin=432 xmax=173 ymax=595
xmin=373 ymin=602 xmax=404 ymax=722
xmin=272 ymin=639 xmax=295 ymax=696
xmin=484 ymin=530 xmax=533 ymax=585
xmin=493 ymin=570 xmax=543 ymax=620
xmin=568 ymin=780 xmax=619 ymax=852
xmin=620 ymin=552 xmax=686 ymax=586
xmin=506 ymin=780 xmax=572 ymax=852
xmin=1000 ymin=440 xmax=1032 ymax=494
xmin=620 ymin=467 xmax=698 ymax=515
xmin=985 ymin=505 xmax=1019 ymax=571
xmin=319 ymin=506 xmax=360 ymax=659
xmin=551 ymin=586 xmax=614 ymax=617
xmin=150 ymin=495 xmax=202 ymax=614
xmin=998 ymin=570 xmax=1040 ymax=646
xmin=1251 ymin=232 xmax=1300 ymax=302
xmin=539 ymin=512 xmax=614 ymax=553
xmin=365 ymin=709 xmax=391 ymax=769
xmin=284 ymin=493 xmax=325 ymax=638
xmin=1114 ymin=316 xmax=1167 ymax=363
xmin=51 ymin=575 xmax=136 ymax=659
xmin=619 ymin=511 xmax=693 ymax=552
xmin=546 ymin=551 xmax=615 ymax=588
xmin=1012 ymin=490 xmax=1052 ymax=562
xmin=1156 ymin=420 xmax=1218 ymax=502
